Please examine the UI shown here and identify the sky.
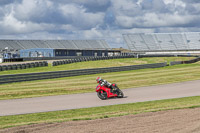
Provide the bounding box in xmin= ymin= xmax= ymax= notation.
xmin=0 ymin=0 xmax=200 ymax=48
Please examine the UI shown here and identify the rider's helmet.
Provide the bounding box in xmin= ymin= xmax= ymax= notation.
xmin=96 ymin=77 xmax=101 ymax=83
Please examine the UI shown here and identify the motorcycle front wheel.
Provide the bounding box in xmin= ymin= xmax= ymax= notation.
xmin=117 ymin=89 xmax=124 ymax=98
xmin=97 ymin=91 xmax=108 ymax=100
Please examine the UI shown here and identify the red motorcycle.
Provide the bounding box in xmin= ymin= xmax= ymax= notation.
xmin=96 ymin=83 xmax=124 ymax=100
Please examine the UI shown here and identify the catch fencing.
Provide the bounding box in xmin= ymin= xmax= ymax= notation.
xmin=0 ymin=62 xmax=167 ymax=84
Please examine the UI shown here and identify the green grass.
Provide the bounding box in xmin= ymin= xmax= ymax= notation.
xmin=0 ymin=57 xmax=200 ymax=129
xmin=1 ymin=61 xmax=200 ymax=100
xmin=0 ymin=57 xmax=194 ymax=75
xmin=1 ymin=96 xmax=200 ymax=129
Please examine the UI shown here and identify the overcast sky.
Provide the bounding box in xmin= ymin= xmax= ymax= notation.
xmin=0 ymin=0 xmax=200 ymax=48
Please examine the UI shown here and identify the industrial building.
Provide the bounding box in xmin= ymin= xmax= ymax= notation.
xmin=0 ymin=40 xmax=121 ymax=61
xmin=20 ymin=48 xmax=120 ymax=58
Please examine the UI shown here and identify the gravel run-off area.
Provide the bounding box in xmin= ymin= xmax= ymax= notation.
xmin=1 ymin=108 xmax=200 ymax=133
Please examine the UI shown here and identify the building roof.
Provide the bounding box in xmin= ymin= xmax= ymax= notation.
xmin=0 ymin=40 xmax=111 ymax=51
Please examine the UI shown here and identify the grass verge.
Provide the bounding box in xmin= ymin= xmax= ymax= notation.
xmin=1 ymin=96 xmax=200 ymax=129
xmin=0 ymin=57 xmax=194 ymax=75
xmin=1 ymin=62 xmax=200 ymax=100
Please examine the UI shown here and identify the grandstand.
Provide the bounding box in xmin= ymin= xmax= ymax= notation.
xmin=123 ymin=32 xmax=200 ymax=53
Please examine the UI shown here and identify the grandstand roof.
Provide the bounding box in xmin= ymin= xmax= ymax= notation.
xmin=0 ymin=40 xmax=110 ymax=51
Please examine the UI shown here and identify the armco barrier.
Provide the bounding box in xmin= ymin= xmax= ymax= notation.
xmin=182 ymin=57 xmax=200 ymax=64
xmin=0 ymin=61 xmax=48 ymax=71
xmin=169 ymin=61 xmax=183 ymax=66
xmin=170 ymin=57 xmax=200 ymax=66
xmin=0 ymin=62 xmax=167 ymax=84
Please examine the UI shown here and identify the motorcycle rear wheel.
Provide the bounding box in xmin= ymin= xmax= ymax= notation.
xmin=117 ymin=89 xmax=124 ymax=98
xmin=97 ymin=91 xmax=108 ymax=100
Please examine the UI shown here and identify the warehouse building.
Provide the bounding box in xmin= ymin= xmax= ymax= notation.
xmin=20 ymin=48 xmax=120 ymax=58
xmin=0 ymin=40 xmax=121 ymax=61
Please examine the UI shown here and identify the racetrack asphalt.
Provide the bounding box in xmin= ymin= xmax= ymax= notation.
xmin=1 ymin=80 xmax=200 ymax=116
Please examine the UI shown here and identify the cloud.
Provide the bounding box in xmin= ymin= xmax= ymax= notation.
xmin=48 ymin=0 xmax=111 ymax=12
xmin=0 ymin=0 xmax=200 ymax=48
xmin=0 ymin=0 xmax=21 ymax=5
xmin=59 ymin=4 xmax=105 ymax=30
xmin=14 ymin=0 xmax=67 ymax=24
xmin=110 ymin=0 xmax=200 ymax=30
xmin=12 ymin=0 xmax=105 ymax=31
xmin=0 ymin=12 xmax=55 ymax=34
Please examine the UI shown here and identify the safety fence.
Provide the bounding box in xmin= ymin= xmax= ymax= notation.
xmin=0 ymin=62 xmax=167 ymax=84
xmin=169 ymin=57 xmax=200 ymax=66
xmin=0 ymin=61 xmax=48 ymax=71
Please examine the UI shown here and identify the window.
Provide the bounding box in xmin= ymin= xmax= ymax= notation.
xmin=94 ymin=52 xmax=97 ymax=57
xmin=76 ymin=52 xmax=82 ymax=56
xmin=64 ymin=51 xmax=68 ymax=55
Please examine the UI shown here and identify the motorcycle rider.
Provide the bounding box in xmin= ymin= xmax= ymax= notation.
xmin=96 ymin=77 xmax=116 ymax=92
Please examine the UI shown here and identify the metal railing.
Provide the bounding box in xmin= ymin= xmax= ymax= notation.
xmin=169 ymin=57 xmax=200 ymax=66
xmin=0 ymin=62 xmax=167 ymax=84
